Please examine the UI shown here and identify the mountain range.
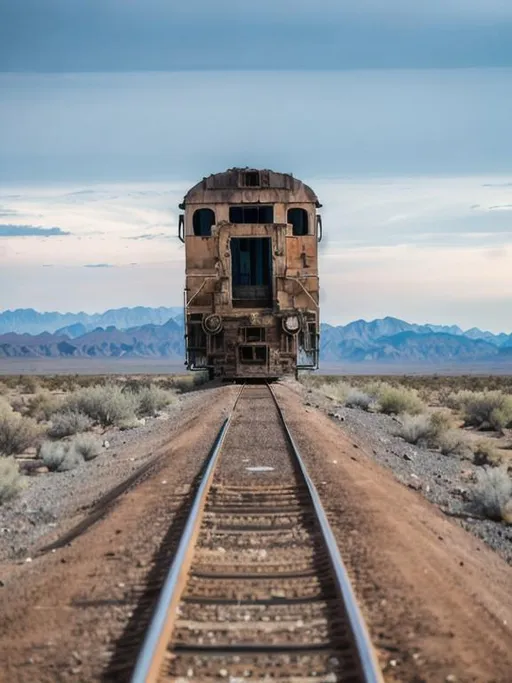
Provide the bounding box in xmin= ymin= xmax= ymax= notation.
xmin=0 ymin=307 xmax=183 ymax=336
xmin=0 ymin=309 xmax=511 ymax=365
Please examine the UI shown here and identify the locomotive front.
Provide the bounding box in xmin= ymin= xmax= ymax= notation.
xmin=179 ymin=168 xmax=322 ymax=379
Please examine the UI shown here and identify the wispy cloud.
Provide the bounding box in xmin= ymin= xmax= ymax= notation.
xmin=124 ymin=233 xmax=170 ymax=241
xmin=0 ymin=224 xmax=70 ymax=237
xmin=83 ymin=263 xmax=115 ymax=268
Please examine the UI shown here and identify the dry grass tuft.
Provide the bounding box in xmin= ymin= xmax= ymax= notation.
xmin=472 ymin=467 xmax=512 ymax=522
xmin=317 ymin=381 xmax=351 ymax=403
xmin=136 ymin=386 xmax=177 ymax=417
xmin=345 ymin=389 xmax=373 ymax=411
xmin=47 ymin=410 xmax=93 ymax=438
xmin=39 ymin=440 xmax=85 ymax=472
xmin=0 ymin=457 xmax=28 ymax=503
xmin=437 ymin=430 xmax=473 ymax=458
xmin=397 ymin=411 xmax=451 ymax=447
xmin=0 ymin=411 xmax=40 ymax=456
xmin=376 ymin=384 xmax=425 ymax=416
xmin=64 ymin=384 xmax=138 ymax=427
xmin=25 ymin=391 xmax=63 ymax=422
xmin=472 ymin=440 xmax=503 ymax=467
xmin=69 ymin=434 xmax=102 ymax=461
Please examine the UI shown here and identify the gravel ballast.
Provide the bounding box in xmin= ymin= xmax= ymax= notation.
xmin=286 ymin=379 xmax=512 ymax=564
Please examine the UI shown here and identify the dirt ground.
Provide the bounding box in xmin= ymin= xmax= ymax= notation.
xmin=0 ymin=383 xmax=511 ymax=682
xmin=274 ymin=383 xmax=512 ymax=682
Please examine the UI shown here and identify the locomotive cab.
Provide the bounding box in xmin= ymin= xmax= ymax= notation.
xmin=179 ymin=168 xmax=322 ymax=379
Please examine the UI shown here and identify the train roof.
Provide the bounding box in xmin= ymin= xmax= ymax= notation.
xmin=180 ymin=168 xmax=321 ymax=208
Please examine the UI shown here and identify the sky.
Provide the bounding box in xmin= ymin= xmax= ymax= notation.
xmin=0 ymin=2 xmax=511 ymax=333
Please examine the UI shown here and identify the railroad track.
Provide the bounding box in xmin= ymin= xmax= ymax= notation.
xmin=130 ymin=383 xmax=382 ymax=682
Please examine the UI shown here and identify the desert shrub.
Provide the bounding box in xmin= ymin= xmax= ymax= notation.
xmin=472 ymin=467 xmax=512 ymax=522
xmin=0 ymin=412 xmax=40 ymax=456
xmin=345 ymin=389 xmax=373 ymax=411
xmin=317 ymin=381 xmax=351 ymax=403
xmin=445 ymin=390 xmax=476 ymax=411
xmin=59 ymin=448 xmax=83 ymax=471
xmin=170 ymin=372 xmax=209 ymax=393
xmin=0 ymin=396 xmax=13 ymax=417
xmin=472 ymin=440 xmax=503 ymax=467
xmin=19 ymin=376 xmax=39 ymax=394
xmin=8 ymin=396 xmax=26 ymax=414
xmin=437 ymin=430 xmax=473 ymax=458
xmin=0 ymin=381 xmax=8 ymax=395
xmin=136 ymin=385 xmax=176 ymax=417
xmin=0 ymin=457 xmax=28 ymax=503
xmin=398 ymin=410 xmax=452 ymax=447
xmin=376 ymin=384 xmax=425 ymax=416
xmin=69 ymin=434 xmax=101 ymax=461
xmin=25 ymin=391 xmax=63 ymax=422
xmin=118 ymin=417 xmax=142 ymax=431
xmin=47 ymin=410 xmax=93 ymax=438
xmin=39 ymin=441 xmax=83 ymax=472
xmin=39 ymin=441 xmax=67 ymax=471
xmin=64 ymin=384 xmax=138 ymax=427
xmin=449 ymin=391 xmax=512 ymax=432
xmin=398 ymin=414 xmax=434 ymax=445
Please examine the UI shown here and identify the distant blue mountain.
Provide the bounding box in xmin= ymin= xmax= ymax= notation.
xmin=0 ymin=311 xmax=510 ymax=364
xmin=0 ymin=306 xmax=183 ymax=335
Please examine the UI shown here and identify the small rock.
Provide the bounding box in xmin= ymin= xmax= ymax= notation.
xmin=271 ymin=589 xmax=286 ymax=598
xmin=34 ymin=466 xmax=49 ymax=475
xmin=403 ymin=452 xmax=414 ymax=461
xmin=407 ymin=481 xmax=422 ymax=491
xmin=102 ymin=440 xmax=110 ymax=449
xmin=445 ymin=676 xmax=457 ymax=682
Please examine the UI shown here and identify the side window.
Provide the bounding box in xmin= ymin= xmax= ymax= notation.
xmin=193 ymin=208 xmax=215 ymax=236
xmin=288 ymin=208 xmax=309 ymax=236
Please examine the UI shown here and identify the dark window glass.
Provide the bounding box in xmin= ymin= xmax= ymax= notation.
xmin=287 ymin=208 xmax=309 ymax=236
xmin=239 ymin=345 xmax=267 ymax=364
xmin=242 ymin=171 xmax=260 ymax=187
xmin=229 ymin=205 xmax=274 ymax=224
xmin=193 ymin=208 xmax=215 ymax=236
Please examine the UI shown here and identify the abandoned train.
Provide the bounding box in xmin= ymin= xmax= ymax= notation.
xmin=179 ymin=168 xmax=322 ymax=379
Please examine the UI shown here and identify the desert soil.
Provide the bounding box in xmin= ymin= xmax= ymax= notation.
xmin=0 ymin=382 xmax=511 ymax=682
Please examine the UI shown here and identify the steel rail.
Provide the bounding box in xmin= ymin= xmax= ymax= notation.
xmin=130 ymin=384 xmax=245 ymax=683
xmin=267 ymin=382 xmax=384 ymax=683
xmin=131 ymin=382 xmax=383 ymax=683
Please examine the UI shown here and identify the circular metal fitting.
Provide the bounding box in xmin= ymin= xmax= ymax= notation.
xmin=283 ymin=314 xmax=301 ymax=335
xmin=202 ymin=314 xmax=223 ymax=335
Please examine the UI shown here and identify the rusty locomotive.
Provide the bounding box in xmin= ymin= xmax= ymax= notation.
xmin=179 ymin=168 xmax=322 ymax=379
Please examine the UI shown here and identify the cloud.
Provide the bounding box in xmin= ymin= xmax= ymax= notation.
xmin=124 ymin=233 xmax=170 ymax=241
xmin=0 ymin=224 xmax=70 ymax=237
xmin=83 ymin=263 xmax=115 ymax=268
